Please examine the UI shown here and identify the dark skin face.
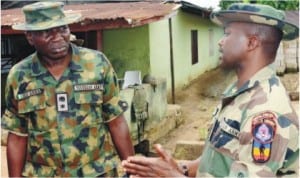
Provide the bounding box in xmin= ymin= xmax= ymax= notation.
xmin=25 ymin=25 xmax=71 ymax=62
xmin=218 ymin=23 xmax=249 ymax=70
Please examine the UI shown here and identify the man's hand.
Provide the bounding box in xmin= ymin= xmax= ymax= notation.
xmin=122 ymin=144 xmax=184 ymax=177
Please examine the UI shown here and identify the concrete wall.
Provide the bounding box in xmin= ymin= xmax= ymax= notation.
xmin=172 ymin=10 xmax=223 ymax=89
xmin=275 ymin=38 xmax=299 ymax=74
xmin=102 ymin=26 xmax=151 ymax=79
xmin=120 ymin=78 xmax=167 ymax=142
xmin=103 ymin=10 xmax=223 ymax=93
xmin=149 ymin=10 xmax=223 ymax=92
xmin=149 ymin=20 xmax=172 ymax=91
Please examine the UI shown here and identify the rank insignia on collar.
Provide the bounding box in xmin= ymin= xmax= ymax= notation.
xmin=251 ymin=111 xmax=277 ymax=163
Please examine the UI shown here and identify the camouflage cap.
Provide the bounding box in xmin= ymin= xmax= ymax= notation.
xmin=210 ymin=3 xmax=298 ymax=40
xmin=12 ymin=1 xmax=81 ymax=31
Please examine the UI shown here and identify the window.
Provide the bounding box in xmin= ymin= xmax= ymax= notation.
xmin=1 ymin=37 xmax=13 ymax=74
xmin=1 ymin=37 xmax=12 ymax=57
xmin=191 ymin=30 xmax=198 ymax=65
xmin=1 ymin=35 xmax=35 ymax=74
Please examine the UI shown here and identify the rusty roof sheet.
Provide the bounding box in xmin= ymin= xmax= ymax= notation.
xmin=2 ymin=2 xmax=180 ymax=28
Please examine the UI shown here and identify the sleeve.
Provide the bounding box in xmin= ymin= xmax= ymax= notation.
xmin=101 ymin=54 xmax=128 ymax=122
xmin=228 ymin=111 xmax=294 ymax=177
xmin=1 ymin=70 xmax=28 ymax=136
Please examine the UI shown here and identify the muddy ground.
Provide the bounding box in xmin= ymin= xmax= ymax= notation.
xmin=1 ymin=68 xmax=298 ymax=176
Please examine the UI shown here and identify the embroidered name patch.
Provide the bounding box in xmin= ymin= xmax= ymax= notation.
xmin=251 ymin=112 xmax=277 ymax=163
xmin=17 ymin=88 xmax=43 ymax=100
xmin=74 ymin=84 xmax=103 ymax=92
xmin=220 ymin=121 xmax=240 ymax=138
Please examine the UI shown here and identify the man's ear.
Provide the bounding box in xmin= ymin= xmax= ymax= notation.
xmin=247 ymin=35 xmax=260 ymax=51
xmin=25 ymin=31 xmax=34 ymax=46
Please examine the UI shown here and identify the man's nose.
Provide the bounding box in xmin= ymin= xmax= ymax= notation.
xmin=218 ymin=37 xmax=224 ymax=47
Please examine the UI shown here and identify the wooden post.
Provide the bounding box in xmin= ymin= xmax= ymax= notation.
xmin=169 ymin=18 xmax=175 ymax=104
xmin=96 ymin=30 xmax=103 ymax=51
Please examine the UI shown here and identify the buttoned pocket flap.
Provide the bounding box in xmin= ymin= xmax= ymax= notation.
xmin=74 ymin=91 xmax=103 ymax=104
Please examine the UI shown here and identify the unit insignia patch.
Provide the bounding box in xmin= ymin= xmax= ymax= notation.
xmin=251 ymin=111 xmax=276 ymax=163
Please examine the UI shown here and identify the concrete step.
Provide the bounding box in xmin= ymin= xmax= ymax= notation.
xmin=173 ymin=140 xmax=205 ymax=160
xmin=143 ymin=104 xmax=182 ymax=145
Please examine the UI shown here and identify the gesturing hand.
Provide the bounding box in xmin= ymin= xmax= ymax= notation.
xmin=122 ymin=144 xmax=184 ymax=177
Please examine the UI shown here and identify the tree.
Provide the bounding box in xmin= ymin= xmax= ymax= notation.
xmin=219 ymin=0 xmax=299 ymax=10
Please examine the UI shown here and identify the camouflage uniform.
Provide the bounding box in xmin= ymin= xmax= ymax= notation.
xmin=2 ymin=43 xmax=128 ymax=177
xmin=196 ymin=65 xmax=299 ymax=177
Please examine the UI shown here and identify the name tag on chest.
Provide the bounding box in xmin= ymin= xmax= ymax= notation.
xmin=17 ymin=88 xmax=43 ymax=100
xmin=74 ymin=84 xmax=103 ymax=92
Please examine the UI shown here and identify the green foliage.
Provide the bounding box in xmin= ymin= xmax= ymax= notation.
xmin=219 ymin=0 xmax=242 ymax=10
xmin=218 ymin=0 xmax=299 ymax=10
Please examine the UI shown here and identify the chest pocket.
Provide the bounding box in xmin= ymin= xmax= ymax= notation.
xmin=74 ymin=90 xmax=103 ymax=105
xmin=74 ymin=90 xmax=104 ymax=124
xmin=210 ymin=117 xmax=240 ymax=149
xmin=17 ymin=90 xmax=46 ymax=114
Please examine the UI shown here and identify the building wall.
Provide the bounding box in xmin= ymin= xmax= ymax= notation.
xmin=102 ymin=26 xmax=151 ymax=79
xmin=171 ymin=10 xmax=223 ymax=89
xmin=103 ymin=10 xmax=223 ymax=93
xmin=149 ymin=10 xmax=223 ymax=93
xmin=149 ymin=20 xmax=172 ymax=90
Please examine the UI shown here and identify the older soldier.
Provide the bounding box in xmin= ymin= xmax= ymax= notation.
xmin=2 ymin=2 xmax=134 ymax=177
xmin=122 ymin=3 xmax=299 ymax=177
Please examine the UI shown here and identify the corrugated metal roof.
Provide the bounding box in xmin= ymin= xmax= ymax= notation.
xmin=2 ymin=2 xmax=180 ymax=30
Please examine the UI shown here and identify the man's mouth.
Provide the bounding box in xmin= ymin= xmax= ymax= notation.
xmin=53 ymin=46 xmax=67 ymax=53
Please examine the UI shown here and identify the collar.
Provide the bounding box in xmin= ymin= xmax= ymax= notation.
xmin=222 ymin=64 xmax=276 ymax=98
xmin=31 ymin=43 xmax=84 ymax=77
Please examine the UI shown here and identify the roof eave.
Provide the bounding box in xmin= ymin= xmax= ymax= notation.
xmin=180 ymin=1 xmax=212 ymax=18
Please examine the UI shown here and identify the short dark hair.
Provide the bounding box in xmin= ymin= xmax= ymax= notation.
xmin=246 ymin=23 xmax=283 ymax=60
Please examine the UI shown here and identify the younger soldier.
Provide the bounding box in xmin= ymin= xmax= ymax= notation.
xmin=122 ymin=3 xmax=299 ymax=177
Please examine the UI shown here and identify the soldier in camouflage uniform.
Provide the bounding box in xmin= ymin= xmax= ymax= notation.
xmin=122 ymin=3 xmax=299 ymax=177
xmin=2 ymin=2 xmax=134 ymax=177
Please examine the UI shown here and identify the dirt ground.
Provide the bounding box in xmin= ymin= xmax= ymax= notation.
xmin=154 ymin=68 xmax=234 ymax=154
xmin=1 ymin=68 xmax=298 ymax=176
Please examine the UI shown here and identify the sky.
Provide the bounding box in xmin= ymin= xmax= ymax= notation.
xmin=186 ymin=0 xmax=221 ymax=10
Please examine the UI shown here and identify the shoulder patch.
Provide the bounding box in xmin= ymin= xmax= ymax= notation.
xmin=251 ymin=111 xmax=277 ymax=163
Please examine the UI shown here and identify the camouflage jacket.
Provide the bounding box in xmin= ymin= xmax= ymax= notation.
xmin=197 ymin=64 xmax=299 ymax=177
xmin=2 ymin=44 xmax=128 ymax=177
